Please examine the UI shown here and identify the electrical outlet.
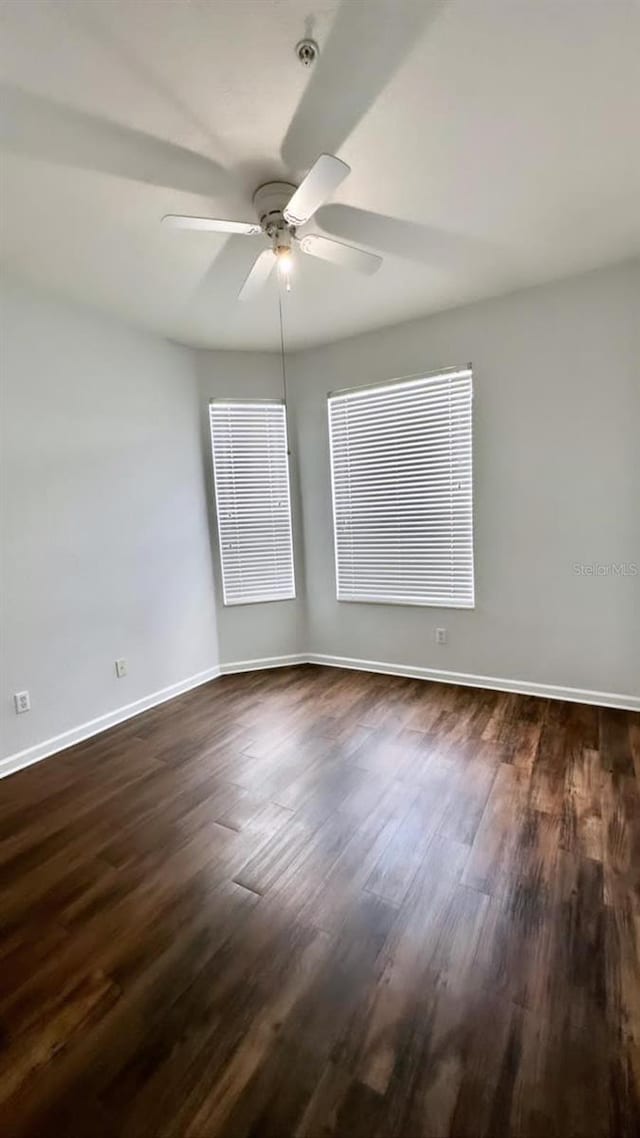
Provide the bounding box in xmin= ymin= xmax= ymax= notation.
xmin=14 ymin=690 xmax=31 ymax=714
xmin=115 ymin=658 xmax=128 ymax=678
xmin=435 ymin=628 xmax=447 ymax=645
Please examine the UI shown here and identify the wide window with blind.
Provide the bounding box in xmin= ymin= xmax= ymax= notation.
xmin=328 ymin=368 xmax=474 ymax=608
xmin=209 ymin=400 xmax=295 ymax=605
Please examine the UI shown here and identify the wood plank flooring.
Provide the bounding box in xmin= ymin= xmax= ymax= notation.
xmin=1 ymin=664 xmax=639 ymax=1137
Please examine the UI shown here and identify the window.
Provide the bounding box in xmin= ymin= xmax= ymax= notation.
xmin=209 ymin=400 xmax=295 ymax=605
xmin=328 ymin=368 xmax=474 ymax=608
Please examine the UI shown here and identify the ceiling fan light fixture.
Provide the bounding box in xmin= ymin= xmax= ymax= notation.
xmin=276 ymin=246 xmax=293 ymax=292
xmin=276 ymin=245 xmax=293 ymax=273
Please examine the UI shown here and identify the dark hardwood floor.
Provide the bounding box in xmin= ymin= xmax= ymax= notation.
xmin=1 ymin=664 xmax=639 ymax=1137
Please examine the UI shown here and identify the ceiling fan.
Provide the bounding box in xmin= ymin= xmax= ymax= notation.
xmin=162 ymin=152 xmax=382 ymax=301
xmin=1 ymin=1 xmax=453 ymax=306
xmin=157 ymin=3 xmax=449 ymax=302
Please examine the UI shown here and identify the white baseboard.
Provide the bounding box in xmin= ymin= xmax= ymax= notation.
xmin=3 ymin=651 xmax=637 ymax=781
xmin=0 ymin=665 xmax=221 ymax=781
xmin=220 ymin=653 xmax=307 ymax=675
xmin=306 ymin=652 xmax=640 ymax=712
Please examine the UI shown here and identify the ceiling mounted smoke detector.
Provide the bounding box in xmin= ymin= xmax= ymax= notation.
xmin=295 ymin=39 xmax=318 ymax=67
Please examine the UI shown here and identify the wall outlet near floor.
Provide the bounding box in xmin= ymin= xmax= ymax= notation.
xmin=115 ymin=658 xmax=128 ymax=678
xmin=435 ymin=628 xmax=447 ymax=645
xmin=14 ymin=690 xmax=31 ymax=714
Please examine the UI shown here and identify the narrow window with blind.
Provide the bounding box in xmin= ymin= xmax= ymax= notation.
xmin=328 ymin=368 xmax=474 ymax=608
xmin=209 ymin=400 xmax=295 ymax=605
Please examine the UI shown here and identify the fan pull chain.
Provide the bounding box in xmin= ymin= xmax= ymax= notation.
xmin=278 ymin=286 xmax=291 ymax=455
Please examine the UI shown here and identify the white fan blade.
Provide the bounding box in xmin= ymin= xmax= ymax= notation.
xmin=238 ymin=248 xmax=276 ymax=301
xmin=281 ymin=2 xmax=447 ymax=172
xmin=163 ymin=215 xmax=261 ymax=235
xmin=299 ymin=234 xmax=382 ymax=275
xmin=316 ymin=204 xmax=503 ymax=270
xmin=283 ymin=155 xmax=350 ymax=227
xmin=1 ymin=83 xmax=231 ymax=196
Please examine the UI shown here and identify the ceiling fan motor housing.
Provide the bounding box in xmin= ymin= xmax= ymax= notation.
xmin=253 ymin=181 xmax=297 ymax=238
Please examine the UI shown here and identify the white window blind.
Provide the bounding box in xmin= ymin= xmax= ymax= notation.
xmin=328 ymin=368 xmax=474 ymax=608
xmin=209 ymin=400 xmax=295 ymax=605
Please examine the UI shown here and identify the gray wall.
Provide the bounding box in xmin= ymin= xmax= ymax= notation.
xmin=193 ymin=348 xmax=307 ymax=666
xmin=289 ymin=260 xmax=640 ymax=699
xmin=0 ymin=282 xmax=219 ymax=760
xmin=2 ymin=260 xmax=637 ymax=766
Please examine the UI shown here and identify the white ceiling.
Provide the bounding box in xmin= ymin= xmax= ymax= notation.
xmin=1 ymin=0 xmax=639 ymax=351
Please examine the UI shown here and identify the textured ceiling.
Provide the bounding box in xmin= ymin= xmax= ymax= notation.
xmin=1 ymin=0 xmax=639 ymax=350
